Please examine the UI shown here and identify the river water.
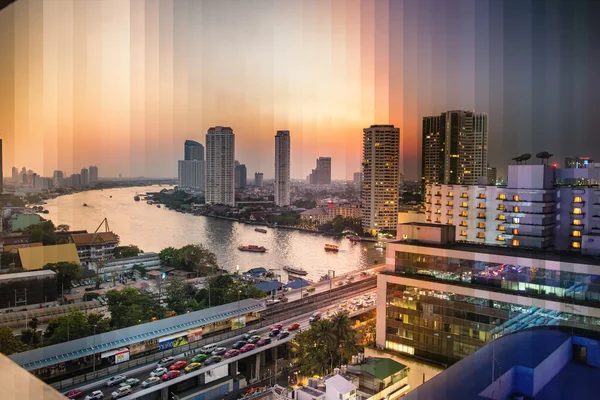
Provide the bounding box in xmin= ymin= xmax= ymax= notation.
xmin=42 ymin=186 xmax=383 ymax=281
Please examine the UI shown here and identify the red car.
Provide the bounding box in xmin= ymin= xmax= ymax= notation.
xmin=240 ymin=343 xmax=256 ymax=353
xmin=271 ymin=323 xmax=283 ymax=330
xmin=65 ymin=389 xmax=84 ymax=399
xmin=287 ymin=323 xmax=300 ymax=331
xmin=224 ymin=349 xmax=240 ymax=358
xmin=170 ymin=360 xmax=187 ymax=370
xmin=162 ymin=370 xmax=181 ymax=381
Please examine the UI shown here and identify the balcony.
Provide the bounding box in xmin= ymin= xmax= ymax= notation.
xmin=459 ymin=213 xmax=468 ymax=218
xmin=460 ymin=204 xmax=468 ymax=208
xmin=477 ymin=215 xmax=486 ymax=220
xmin=435 ymin=193 xmax=442 ymax=197
xmin=477 ymin=225 xmax=486 ymax=230
xmin=572 ymin=201 xmax=586 ymax=207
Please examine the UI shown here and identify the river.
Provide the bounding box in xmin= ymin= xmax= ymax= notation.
xmin=42 ymin=186 xmax=383 ymax=281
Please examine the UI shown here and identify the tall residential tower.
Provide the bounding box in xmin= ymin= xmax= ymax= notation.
xmin=274 ymin=130 xmax=291 ymax=206
xmin=184 ymin=140 xmax=204 ymax=161
xmin=206 ymin=126 xmax=235 ymax=206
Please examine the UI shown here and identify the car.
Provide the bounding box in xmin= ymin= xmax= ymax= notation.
xmin=242 ymin=329 xmax=258 ymax=340
xmin=335 ymin=281 xmax=343 ymax=286
xmin=360 ymin=271 xmax=368 ymax=276
xmin=271 ymin=323 xmax=283 ymax=330
xmin=287 ymin=323 xmax=300 ymax=331
xmin=269 ymin=329 xmax=280 ymax=337
xmin=184 ymin=362 xmax=202 ymax=373
xmin=306 ymin=286 xmax=316 ymax=292
xmin=191 ymin=354 xmax=208 ymax=364
xmin=84 ymin=391 xmax=104 ymax=400
xmin=240 ymin=343 xmax=256 ymax=353
xmin=65 ymin=389 xmax=84 ymax=399
xmin=141 ymin=377 xmax=161 ymax=388
xmin=211 ymin=346 xmax=227 ymax=355
xmin=111 ymin=385 xmax=132 ymax=399
xmin=309 ymin=312 xmax=321 ymax=323
xmin=247 ymin=335 xmax=261 ymax=344
xmin=120 ymin=378 xmax=140 ymax=387
xmin=204 ymin=355 xmax=222 ymax=366
xmin=170 ymin=360 xmax=187 ymax=370
xmin=158 ymin=356 xmax=175 ymax=368
xmin=224 ymin=349 xmax=240 ymax=358
xmin=232 ymin=341 xmax=247 ymax=349
xmin=105 ymin=375 xmax=127 ymax=387
xmin=277 ymin=331 xmax=290 ymax=340
xmin=162 ymin=370 xmax=181 ymax=381
xmin=256 ymin=337 xmax=272 ymax=347
xmin=150 ymin=367 xmax=168 ymax=377
xmin=302 ymin=292 xmax=310 ymax=297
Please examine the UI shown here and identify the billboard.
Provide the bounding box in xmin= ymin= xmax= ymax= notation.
xmin=173 ymin=335 xmax=189 ymax=348
xmin=115 ymin=349 xmax=130 ymax=364
xmin=187 ymin=330 xmax=203 ymax=343
xmin=232 ymin=316 xmax=246 ymax=330
xmin=158 ymin=339 xmax=174 ymax=351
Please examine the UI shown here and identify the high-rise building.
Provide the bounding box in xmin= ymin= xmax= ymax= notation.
xmin=254 ymin=172 xmax=264 ymax=188
xmin=184 ymin=140 xmax=204 ymax=161
xmin=52 ymin=170 xmax=64 ymax=186
xmin=307 ymin=157 xmax=332 ymax=185
xmin=178 ymin=160 xmax=205 ymax=191
xmin=235 ymin=161 xmax=247 ymax=189
xmin=422 ymin=111 xmax=488 ymax=187
xmin=565 ymin=156 xmax=593 ymax=168
xmin=353 ymin=172 xmax=362 ymax=187
xmin=71 ymin=173 xmax=82 ymax=187
xmin=89 ymin=166 xmax=99 ymax=182
xmin=486 ymin=166 xmax=497 ymax=185
xmin=80 ymin=168 xmax=89 ymax=186
xmin=361 ymin=125 xmax=400 ymax=232
xmin=11 ymin=167 xmax=18 ymax=182
xmin=274 ymin=130 xmax=291 ymax=206
xmin=206 ymin=126 xmax=235 ymax=206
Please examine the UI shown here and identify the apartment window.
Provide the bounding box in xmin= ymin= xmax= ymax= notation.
xmin=573 ymin=208 xmax=583 ymax=215
xmin=477 ymin=232 xmax=485 ymax=239
xmin=448 ymin=192 xmax=454 ymax=197
xmin=478 ymin=193 xmax=486 ymax=199
xmin=478 ymin=222 xmax=485 ymax=229
xmin=435 ymin=200 xmax=441 ymax=205
xmin=498 ymin=204 xmax=506 ymax=211
xmin=574 ymin=196 xmax=583 ymax=203
xmin=447 ymin=219 xmax=453 ymax=225
xmin=461 ymin=192 xmax=468 ymax=198
xmin=498 ymin=193 xmax=506 ymax=200
xmin=447 ymin=201 xmax=454 ymax=207
xmin=513 ymin=217 xmax=520 ymax=224
xmin=447 ymin=210 xmax=453 ymax=216
xmin=513 ymin=195 xmax=521 ymax=201
xmin=461 ymin=202 xmax=468 ymax=208
xmin=436 ymin=217 xmax=441 ymax=223
xmin=573 ymin=219 xmax=582 ymax=226
xmin=436 ymin=209 xmax=441 ymax=214
xmin=497 ymin=225 xmax=505 ymax=231
xmin=572 ymin=230 xmax=582 ymax=237
xmin=572 ymin=241 xmax=581 ymax=249
xmin=513 ymin=206 xmax=520 ymax=212
xmin=460 ymin=221 xmax=467 ymax=227
xmin=478 ymin=203 xmax=486 ymax=209
xmin=478 ymin=212 xmax=485 ymax=219
xmin=513 ymin=228 xmax=519 ymax=235
xmin=512 ymin=239 xmax=520 ymax=246
xmin=460 ymin=230 xmax=467 ymax=236
xmin=498 ymin=215 xmax=506 ymax=221
xmin=460 ymin=211 xmax=468 ymax=217
xmin=496 ymin=235 xmax=505 ymax=241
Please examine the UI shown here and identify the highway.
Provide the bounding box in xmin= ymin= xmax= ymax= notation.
xmin=64 ymin=289 xmax=377 ymax=400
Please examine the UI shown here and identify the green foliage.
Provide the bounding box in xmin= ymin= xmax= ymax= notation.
xmin=0 ymin=326 xmax=28 ymax=355
xmin=43 ymin=262 xmax=82 ymax=292
xmin=0 ymin=194 xmax=26 ymax=208
xmin=56 ymin=224 xmax=70 ymax=232
xmin=106 ymin=288 xmax=165 ymax=329
xmin=113 ymin=245 xmax=143 ymax=259
xmin=266 ymin=212 xmax=301 ymax=226
xmin=24 ymin=221 xmax=57 ymax=245
xmin=150 ymin=190 xmax=203 ymax=210
xmin=0 ymin=252 xmax=19 ymax=268
xmin=131 ymin=264 xmax=147 ymax=277
xmin=159 ymin=244 xmax=218 ymax=275
xmin=42 ymin=312 xmax=111 ymax=346
xmin=292 ymin=199 xmax=317 ymax=209
xmin=20 ymin=328 xmax=41 ymax=347
xmin=164 ymin=277 xmax=201 ymax=314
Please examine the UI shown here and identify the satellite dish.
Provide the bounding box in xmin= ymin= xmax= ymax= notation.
xmin=536 ymin=151 xmax=554 ymax=165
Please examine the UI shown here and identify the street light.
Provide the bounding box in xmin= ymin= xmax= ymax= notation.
xmin=92 ymin=324 xmax=97 ymax=374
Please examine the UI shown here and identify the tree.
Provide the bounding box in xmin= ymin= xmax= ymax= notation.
xmin=177 ymin=244 xmax=218 ymax=275
xmin=106 ymin=288 xmax=165 ymax=329
xmin=87 ymin=313 xmax=111 ymax=334
xmin=24 ymin=221 xmax=57 ymax=245
xmin=44 ymin=311 xmax=90 ymax=344
xmin=114 ymin=245 xmax=143 ymax=259
xmin=159 ymin=247 xmax=179 ymax=268
xmin=43 ymin=262 xmax=82 ymax=292
xmin=20 ymin=329 xmax=41 ymax=347
xmin=164 ymin=277 xmax=200 ymax=314
xmin=30 ymin=317 xmax=39 ymax=332
xmin=0 ymin=326 xmax=27 ymax=355
xmin=56 ymin=224 xmax=70 ymax=232
xmin=131 ymin=264 xmax=147 ymax=278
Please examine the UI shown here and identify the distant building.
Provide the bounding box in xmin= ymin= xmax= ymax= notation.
xmin=274 ymin=130 xmax=291 ymax=206
xmin=0 ymin=270 xmax=57 ymax=308
xmin=70 ymin=232 xmax=119 ymax=264
xmin=184 ymin=140 xmax=204 ymax=161
xmin=80 ymin=167 xmax=89 ymax=186
xmin=325 ymin=203 xmax=361 ymax=220
xmin=308 ymin=157 xmax=332 ymax=185
xmin=565 ymin=156 xmax=593 ymax=168
xmin=32 ymin=176 xmax=53 ymax=190
xmin=17 ymin=243 xmax=81 ymax=271
xmin=71 ymin=173 xmax=82 ymax=187
xmin=486 ymin=165 xmax=497 ymax=185
xmin=353 ymin=172 xmax=362 ymax=187
xmin=299 ymin=208 xmax=330 ymax=224
xmin=206 ymin=126 xmax=235 ymax=206
xmin=178 ymin=160 xmax=205 ymax=191
xmin=235 ymin=161 xmax=247 ymax=189
xmin=254 ymin=172 xmax=264 ymax=188
xmin=12 ymin=167 xmax=18 ymax=182
xmin=89 ymin=166 xmax=99 ymax=182
xmin=52 ymin=170 xmax=64 ymax=186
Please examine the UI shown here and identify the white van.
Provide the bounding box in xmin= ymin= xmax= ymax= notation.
xmin=200 ymin=343 xmax=217 ymax=354
xmin=157 ymin=356 xmax=175 ymax=368
xmin=243 ymin=330 xmax=258 ymax=340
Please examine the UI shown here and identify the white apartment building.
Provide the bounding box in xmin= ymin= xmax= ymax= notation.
xmin=178 ymin=160 xmax=205 ymax=192
xmin=361 ymin=125 xmax=400 ymax=232
xmin=205 ymin=126 xmax=235 ymax=206
xmin=274 ymin=130 xmax=291 ymax=206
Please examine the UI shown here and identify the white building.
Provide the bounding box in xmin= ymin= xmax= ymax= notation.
xmin=178 ymin=160 xmax=205 ymax=192
xmin=361 ymin=125 xmax=400 ymax=232
xmin=205 ymin=126 xmax=235 ymax=206
xmin=274 ymin=130 xmax=291 ymax=206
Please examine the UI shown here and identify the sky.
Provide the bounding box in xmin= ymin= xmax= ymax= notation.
xmin=0 ymin=0 xmax=599 ymax=180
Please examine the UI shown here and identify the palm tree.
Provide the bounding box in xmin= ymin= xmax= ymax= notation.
xmin=312 ymin=319 xmax=337 ymax=373
xmin=330 ymin=311 xmax=359 ymax=366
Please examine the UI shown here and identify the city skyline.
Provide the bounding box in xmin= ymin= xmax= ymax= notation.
xmin=0 ymin=0 xmax=599 ymax=181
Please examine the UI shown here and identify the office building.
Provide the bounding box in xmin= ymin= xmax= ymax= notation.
xmin=235 ymin=161 xmax=247 ymax=189
xmin=80 ymin=167 xmax=89 ymax=186
xmin=565 ymin=156 xmax=593 ymax=169
xmin=376 ymin=222 xmax=600 ymax=366
xmin=33 ymin=176 xmax=53 ymax=190
xmin=422 ymin=110 xmax=488 ymax=186
xmin=52 ymin=170 xmax=63 ymax=187
xmin=178 ymin=160 xmax=205 ymax=191
xmin=70 ymin=232 xmax=119 ymax=264
xmin=486 ymin=165 xmax=497 ymax=185
xmin=71 ymin=173 xmax=82 ymax=187
xmin=353 ymin=172 xmax=362 ymax=187
xmin=274 ymin=130 xmax=291 ymax=206
xmin=206 ymin=126 xmax=235 ymax=206
xmin=254 ymin=172 xmax=264 ymax=188
xmin=89 ymin=166 xmax=99 ymax=182
xmin=361 ymin=125 xmax=400 ymax=232
xmin=184 ymin=140 xmax=204 ymax=161
xmin=308 ymin=157 xmax=332 ymax=185
xmin=12 ymin=166 xmax=18 ymax=182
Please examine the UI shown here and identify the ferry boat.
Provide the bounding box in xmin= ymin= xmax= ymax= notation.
xmin=238 ymin=245 xmax=267 ymax=253
xmin=82 ymin=203 xmax=88 ymax=207
xmin=255 ymin=228 xmax=267 ymax=234
xmin=156 ymin=205 xmax=161 ymax=208
xmin=283 ymin=265 xmax=308 ymax=275
xmin=347 ymin=235 xmax=361 ymax=242
xmin=324 ymin=244 xmax=339 ymax=252
xmin=134 ymin=196 xmax=140 ymax=201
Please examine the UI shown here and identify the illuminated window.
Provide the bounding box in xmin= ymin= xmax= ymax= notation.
xmin=478 ymin=222 xmax=485 ymax=229
xmin=435 ymin=201 xmax=441 ymax=205
xmin=573 ymin=219 xmax=582 ymax=226
xmin=460 ymin=230 xmax=467 ymax=236
xmin=436 ymin=217 xmax=441 ymax=223
xmin=477 ymin=232 xmax=485 ymax=239
xmin=447 ymin=210 xmax=453 ymax=216
xmin=461 ymin=193 xmax=468 ymax=198
xmin=512 ymin=239 xmax=520 ymax=246
xmin=572 ymin=230 xmax=582 ymax=237
xmin=513 ymin=195 xmax=521 ymax=201
xmin=436 ymin=210 xmax=441 ymax=214
xmin=448 ymin=192 xmax=454 ymax=197
xmin=478 ymin=193 xmax=486 ymax=199
xmin=513 ymin=228 xmax=519 ymax=235
xmin=498 ymin=194 xmax=506 ymax=200
xmin=460 ymin=221 xmax=467 ymax=227
xmin=513 ymin=217 xmax=520 ymax=224
xmin=447 ymin=201 xmax=454 ymax=207
xmin=497 ymin=225 xmax=505 ymax=231
xmin=513 ymin=206 xmax=520 ymax=212
xmin=447 ymin=219 xmax=453 ymax=225
xmin=496 ymin=235 xmax=505 ymax=241
xmin=478 ymin=213 xmax=485 ymax=219
xmin=478 ymin=203 xmax=485 ymax=209
xmin=572 ymin=241 xmax=581 ymax=249
xmin=574 ymin=196 xmax=583 ymax=203
xmin=498 ymin=215 xmax=506 ymax=221
xmin=573 ymin=208 xmax=583 ymax=215
xmin=498 ymin=204 xmax=506 ymax=211
xmin=461 ymin=202 xmax=468 ymax=208
xmin=460 ymin=211 xmax=468 ymax=217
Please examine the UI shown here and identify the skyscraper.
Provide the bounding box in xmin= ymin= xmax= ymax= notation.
xmin=274 ymin=130 xmax=291 ymax=206
xmin=254 ymin=172 xmax=264 ymax=188
xmin=11 ymin=167 xmax=18 ymax=182
xmin=307 ymin=157 xmax=332 ymax=185
xmin=184 ymin=140 xmax=204 ymax=161
xmin=353 ymin=172 xmax=362 ymax=187
xmin=235 ymin=162 xmax=247 ymax=189
xmin=361 ymin=125 xmax=400 ymax=232
xmin=178 ymin=160 xmax=205 ymax=191
xmin=422 ymin=110 xmax=488 ymax=186
xmin=89 ymin=166 xmax=99 ymax=182
xmin=80 ymin=167 xmax=89 ymax=186
xmin=206 ymin=126 xmax=235 ymax=206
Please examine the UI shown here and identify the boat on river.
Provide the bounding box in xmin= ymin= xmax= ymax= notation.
xmin=134 ymin=196 xmax=140 ymax=201
xmin=325 ymin=244 xmax=339 ymax=252
xmin=283 ymin=265 xmax=308 ymax=276
xmin=82 ymin=203 xmax=88 ymax=207
xmin=347 ymin=235 xmax=361 ymax=242
xmin=238 ymin=245 xmax=267 ymax=253
xmin=255 ymin=228 xmax=267 ymax=234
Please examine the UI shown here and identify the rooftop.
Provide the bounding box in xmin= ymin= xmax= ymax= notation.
xmin=326 ymin=373 xmax=357 ymax=393
xmin=254 ymin=280 xmax=283 ymax=293
xmin=18 ymin=243 xmax=81 ymax=271
xmin=70 ymin=232 xmax=119 ymax=245
xmin=348 ymin=357 xmax=408 ymax=381
xmin=0 ymin=269 xmax=56 ymax=281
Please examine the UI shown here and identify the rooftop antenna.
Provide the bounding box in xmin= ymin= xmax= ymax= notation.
xmin=511 ymin=153 xmax=531 ymax=165
xmin=536 ymin=151 xmax=554 ymax=166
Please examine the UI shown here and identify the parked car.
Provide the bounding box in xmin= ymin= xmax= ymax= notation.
xmin=224 ymin=349 xmax=240 ymax=358
xmin=184 ymin=362 xmax=202 ymax=373
xmin=240 ymin=343 xmax=256 ymax=353
xmin=150 ymin=367 xmax=168 ymax=377
xmin=120 ymin=378 xmax=140 ymax=387
xmin=191 ymin=354 xmax=207 ymax=364
xmin=232 ymin=341 xmax=247 ymax=349
xmin=170 ymin=361 xmax=187 ymax=370
xmin=287 ymin=323 xmax=300 ymax=331
xmin=162 ymin=370 xmax=181 ymax=381
xmin=204 ymin=356 xmax=222 ymax=366
xmin=211 ymin=347 xmax=227 ymax=356
xmin=105 ymin=375 xmax=126 ymax=387
xmin=256 ymin=337 xmax=272 ymax=347
xmin=65 ymin=389 xmax=84 ymax=399
xmin=111 ymin=385 xmax=132 ymax=399
xmin=278 ymin=331 xmax=290 ymax=340
xmin=271 ymin=323 xmax=283 ymax=330
xmin=247 ymin=335 xmax=261 ymax=344
xmin=269 ymin=329 xmax=280 ymax=337
xmin=141 ymin=377 xmax=161 ymax=388
xmin=84 ymin=391 xmax=104 ymax=400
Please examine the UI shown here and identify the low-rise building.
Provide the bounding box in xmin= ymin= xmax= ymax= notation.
xmin=17 ymin=243 xmax=81 ymax=271
xmin=0 ymin=270 xmax=57 ymax=308
xmin=300 ymin=208 xmax=330 ymax=224
xmin=70 ymin=232 xmax=119 ymax=264
xmin=325 ymin=203 xmax=361 ymax=220
xmin=95 ymin=252 xmax=161 ymax=277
